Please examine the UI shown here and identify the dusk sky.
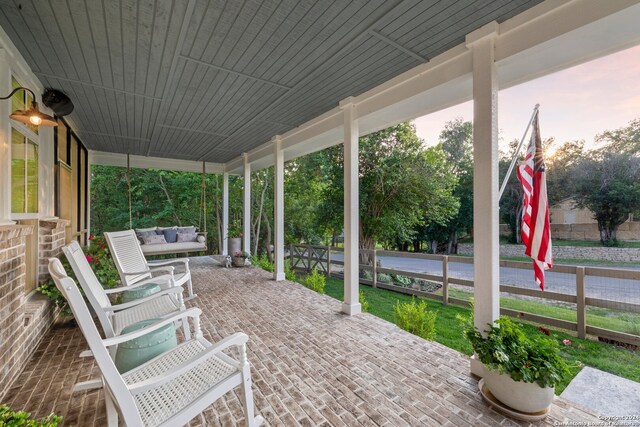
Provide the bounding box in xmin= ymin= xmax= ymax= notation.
xmin=414 ymin=44 xmax=640 ymax=152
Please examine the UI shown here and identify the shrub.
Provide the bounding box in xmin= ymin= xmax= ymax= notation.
xmin=359 ymin=290 xmax=369 ymax=313
xmin=391 ymin=274 xmax=412 ymax=287
xmin=0 ymin=404 xmax=61 ymax=426
xmin=360 ymin=269 xmax=373 ymax=281
xmin=37 ymin=235 xmax=119 ymax=318
xmin=394 ymin=298 xmax=437 ymax=340
xmin=252 ymin=254 xmax=274 ymax=272
xmin=284 ymin=260 xmax=297 ymax=281
xmin=301 ymin=269 xmax=325 ymax=294
xmin=377 ymin=273 xmax=392 ymax=283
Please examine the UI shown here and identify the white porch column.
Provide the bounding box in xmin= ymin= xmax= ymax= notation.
xmin=0 ymin=49 xmax=13 ymax=225
xmin=222 ymin=171 xmax=229 ymax=255
xmin=340 ymin=97 xmax=361 ymax=316
xmin=242 ymin=153 xmax=251 ymax=253
xmin=273 ymin=136 xmax=285 ymax=281
xmin=467 ymin=22 xmax=500 ymax=375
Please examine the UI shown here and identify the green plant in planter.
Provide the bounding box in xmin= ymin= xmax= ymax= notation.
xmin=227 ymin=224 xmax=242 ymax=238
xmin=0 ymin=404 xmax=61 ymax=426
xmin=464 ymin=316 xmax=571 ymax=388
xmin=36 ymin=235 xmax=120 ymax=318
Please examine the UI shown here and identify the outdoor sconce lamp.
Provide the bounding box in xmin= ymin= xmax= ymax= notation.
xmin=0 ymin=86 xmax=57 ymax=126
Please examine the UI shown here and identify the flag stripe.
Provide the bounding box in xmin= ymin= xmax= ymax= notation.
xmin=516 ymin=112 xmax=552 ymax=290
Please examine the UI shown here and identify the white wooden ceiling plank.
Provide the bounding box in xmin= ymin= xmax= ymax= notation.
xmin=198 ymin=0 xmax=245 ymax=64
xmin=134 ymin=0 xmax=154 ymax=94
xmin=265 ymin=0 xmax=386 ymax=85
xmin=67 ymin=0 xmax=103 ymax=85
xmin=181 ymin=0 xmax=221 ymax=59
xmin=170 ymin=63 xmax=216 ymax=129
xmin=85 ymin=0 xmax=113 ymax=88
xmin=102 ymin=0 xmax=125 ymax=91
xmin=0 ymin=1 xmax=55 ymax=75
xmin=49 ymin=0 xmax=93 ymax=81
xmin=145 ymin=0 xmax=173 ymax=96
xmin=120 ymin=0 xmax=138 ymax=94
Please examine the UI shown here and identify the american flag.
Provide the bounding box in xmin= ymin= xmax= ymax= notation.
xmin=516 ymin=113 xmax=552 ymax=290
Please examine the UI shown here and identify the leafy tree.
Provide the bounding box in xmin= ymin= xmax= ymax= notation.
xmin=318 ymin=122 xmax=458 ymax=257
xmin=595 ymin=118 xmax=640 ymax=155
xmin=546 ymin=139 xmax=584 ymax=206
xmin=422 ymin=118 xmax=473 ymax=253
xmin=571 ymin=151 xmax=640 ymax=245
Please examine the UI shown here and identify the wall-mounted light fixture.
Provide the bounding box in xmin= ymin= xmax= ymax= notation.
xmin=1 ymin=86 xmax=57 ymax=126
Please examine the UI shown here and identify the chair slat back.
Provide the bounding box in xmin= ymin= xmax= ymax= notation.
xmin=62 ymin=241 xmax=116 ymax=338
xmin=47 ymin=258 xmax=143 ymax=427
xmin=104 ymin=230 xmax=152 ymax=286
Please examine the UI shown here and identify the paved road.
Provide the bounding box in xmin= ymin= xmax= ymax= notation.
xmin=331 ymin=253 xmax=640 ymax=304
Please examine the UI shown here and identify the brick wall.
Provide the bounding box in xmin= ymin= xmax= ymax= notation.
xmin=38 ymin=219 xmax=69 ymax=283
xmin=0 ymin=221 xmax=66 ymax=401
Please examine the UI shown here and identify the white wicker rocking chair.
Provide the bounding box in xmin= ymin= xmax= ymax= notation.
xmin=105 ymin=229 xmax=196 ymax=301
xmin=60 ymin=241 xmax=190 ymax=342
xmin=48 ymin=258 xmax=263 ymax=427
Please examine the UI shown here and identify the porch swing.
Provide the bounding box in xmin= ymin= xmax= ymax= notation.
xmin=122 ymin=154 xmax=208 ymax=256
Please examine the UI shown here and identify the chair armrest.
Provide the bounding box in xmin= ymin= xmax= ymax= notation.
xmin=103 ymin=308 xmax=202 ymax=347
xmin=120 ymin=269 xmax=154 ymax=277
xmin=147 ymin=258 xmax=189 ymax=267
xmin=148 ymin=265 xmax=175 ymax=274
xmin=103 ymin=277 xmax=170 ymax=294
xmin=128 ymin=332 xmax=249 ymax=394
xmin=106 ymin=287 xmax=184 ymax=312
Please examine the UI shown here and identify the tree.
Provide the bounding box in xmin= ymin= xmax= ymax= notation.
xmin=571 ymin=152 xmax=640 ymax=245
xmin=422 ymin=118 xmax=473 ymax=253
xmin=595 ymin=118 xmax=640 ymax=155
xmin=319 ymin=122 xmax=458 ymax=257
xmin=545 ymin=139 xmax=584 ymax=207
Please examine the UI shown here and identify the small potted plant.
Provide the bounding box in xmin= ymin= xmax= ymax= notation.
xmin=227 ymin=224 xmax=242 ymax=256
xmin=465 ymin=316 xmax=571 ymax=415
xmin=232 ymin=250 xmax=250 ymax=267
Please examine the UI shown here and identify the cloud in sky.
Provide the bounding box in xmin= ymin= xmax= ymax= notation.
xmin=414 ymin=44 xmax=640 ymax=151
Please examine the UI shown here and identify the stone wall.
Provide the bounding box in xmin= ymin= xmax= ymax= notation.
xmin=498 ymin=222 xmax=640 ymax=241
xmin=458 ymin=243 xmax=640 ymax=262
xmin=38 ymin=219 xmax=69 ymax=283
xmin=0 ymin=225 xmax=57 ymax=400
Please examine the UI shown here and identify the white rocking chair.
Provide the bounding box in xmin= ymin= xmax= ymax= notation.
xmin=59 ymin=242 xmax=190 ymax=342
xmin=48 ymin=259 xmax=263 ymax=427
xmin=104 ymin=230 xmax=196 ymax=300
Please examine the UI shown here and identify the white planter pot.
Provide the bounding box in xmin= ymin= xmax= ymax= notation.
xmin=228 ymin=237 xmax=242 ymax=257
xmin=483 ymin=370 xmax=554 ymax=413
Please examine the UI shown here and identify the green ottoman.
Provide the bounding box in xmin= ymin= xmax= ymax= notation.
xmin=122 ymin=282 xmax=162 ymax=303
xmin=114 ymin=318 xmax=177 ymax=373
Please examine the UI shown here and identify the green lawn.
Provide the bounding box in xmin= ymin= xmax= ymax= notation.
xmin=323 ymin=277 xmax=640 ymax=394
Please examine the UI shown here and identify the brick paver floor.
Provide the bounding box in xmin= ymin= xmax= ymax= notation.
xmin=3 ymin=257 xmax=600 ymax=426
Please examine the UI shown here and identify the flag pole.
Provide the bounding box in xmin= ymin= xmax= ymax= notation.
xmin=498 ymin=104 xmax=540 ymax=201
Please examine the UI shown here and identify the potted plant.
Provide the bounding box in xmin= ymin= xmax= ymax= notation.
xmin=465 ymin=316 xmax=571 ymax=414
xmin=232 ymin=250 xmax=250 ymax=267
xmin=227 ymin=224 xmax=242 ymax=256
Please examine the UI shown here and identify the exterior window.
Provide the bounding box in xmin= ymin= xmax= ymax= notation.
xmin=11 ymin=129 xmax=38 ymax=213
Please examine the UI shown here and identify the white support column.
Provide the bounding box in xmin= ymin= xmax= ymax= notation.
xmin=222 ymin=171 xmax=229 ymax=255
xmin=242 ymin=154 xmax=251 ymax=254
xmin=340 ymin=97 xmax=361 ymax=316
xmin=273 ymin=136 xmax=285 ymax=281
xmin=86 ymin=151 xmax=93 ymax=240
xmin=0 ymin=49 xmax=13 ymax=225
xmin=467 ymin=23 xmax=500 ymax=375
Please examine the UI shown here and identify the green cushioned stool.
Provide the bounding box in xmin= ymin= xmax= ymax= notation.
xmin=114 ymin=318 xmax=178 ymax=373
xmin=122 ymin=282 xmax=161 ymax=303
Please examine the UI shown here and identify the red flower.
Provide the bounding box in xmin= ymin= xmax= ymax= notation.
xmin=562 ymin=339 xmax=572 ymax=346
xmin=86 ymin=255 xmax=93 ymax=263
xmin=524 ymin=363 xmax=531 ymax=367
xmin=88 ymin=234 xmax=94 ymax=240
xmin=538 ymin=326 xmax=550 ymax=336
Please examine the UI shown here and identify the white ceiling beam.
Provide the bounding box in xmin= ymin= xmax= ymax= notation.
xmin=90 ymin=150 xmax=224 ymax=174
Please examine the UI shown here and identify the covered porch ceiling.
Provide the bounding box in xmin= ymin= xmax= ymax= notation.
xmin=0 ymin=0 xmax=543 ymax=164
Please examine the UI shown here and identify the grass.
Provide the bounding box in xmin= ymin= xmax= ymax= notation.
xmin=323 ymin=277 xmax=640 ymax=394
xmin=461 ymin=236 xmax=640 ymax=248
